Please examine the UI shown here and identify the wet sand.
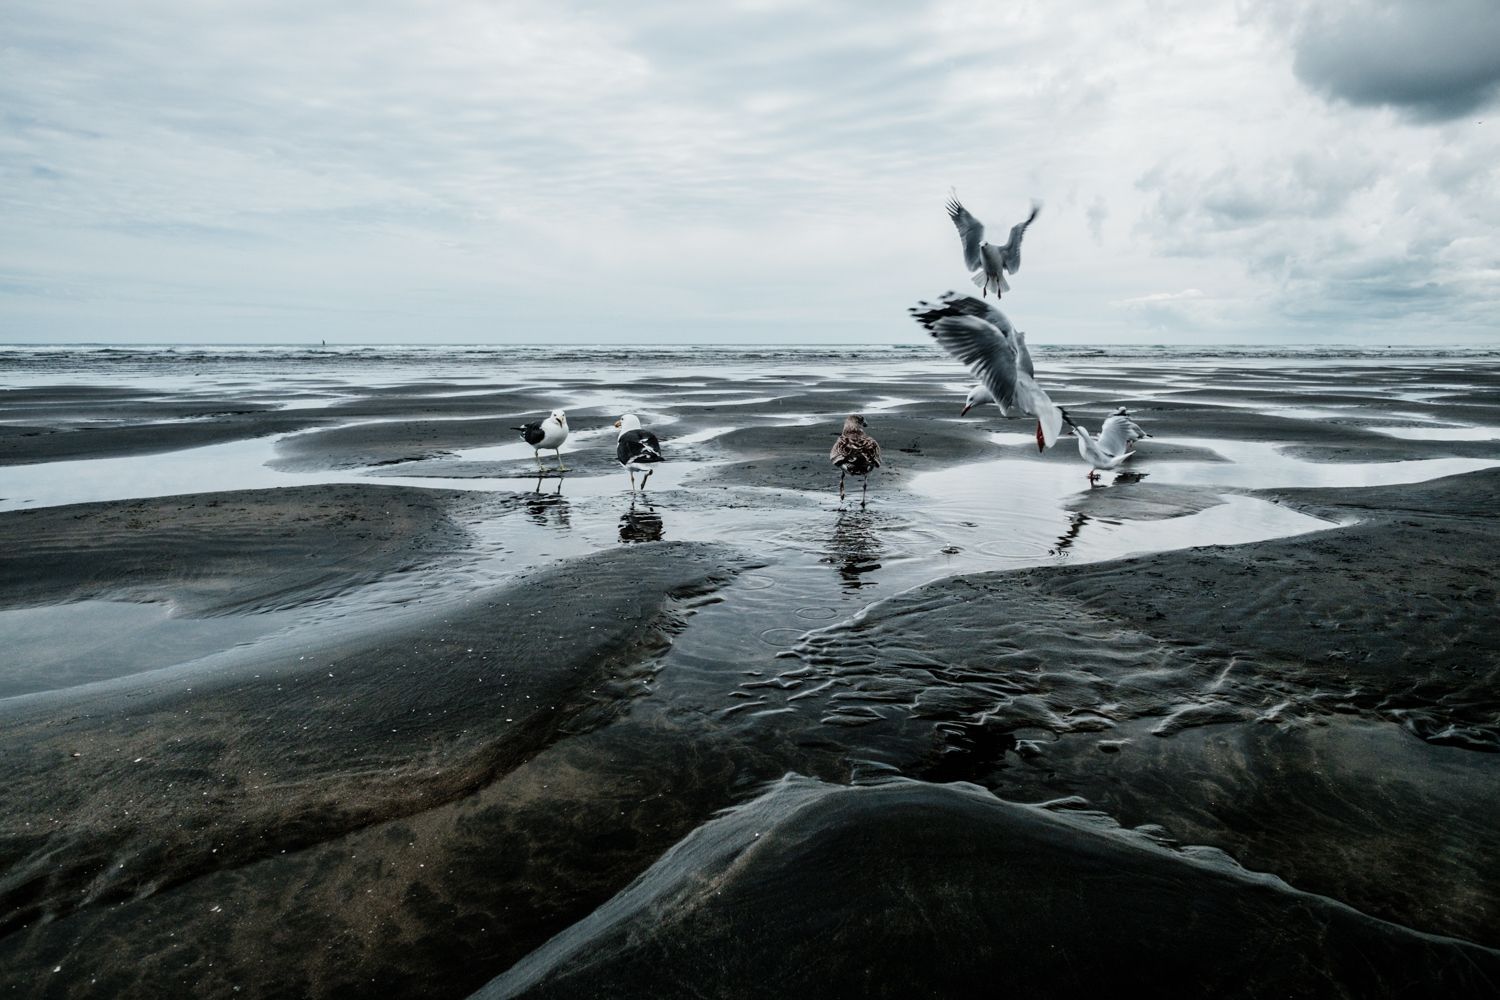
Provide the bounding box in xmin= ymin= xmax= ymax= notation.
xmin=1 ymin=351 xmax=1498 ymax=997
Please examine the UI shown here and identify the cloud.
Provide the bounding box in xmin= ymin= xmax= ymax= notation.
xmin=2 ymin=0 xmax=1498 ymax=344
xmin=1289 ymin=0 xmax=1500 ymax=122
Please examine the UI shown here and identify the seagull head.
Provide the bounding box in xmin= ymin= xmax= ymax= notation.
xmin=842 ymin=413 xmax=869 ymax=433
xmin=961 ymin=384 xmax=994 ymax=416
xmin=613 ymin=413 xmax=642 ymax=434
xmin=549 ymin=409 xmax=567 ymax=425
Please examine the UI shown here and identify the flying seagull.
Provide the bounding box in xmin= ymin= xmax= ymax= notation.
xmin=513 ymin=409 xmax=569 ymax=471
xmin=946 ymin=194 xmax=1041 ymax=299
xmin=830 ymin=413 xmax=882 ymax=505
xmin=910 ymin=293 xmax=1063 ymax=450
xmin=613 ymin=413 xmax=663 ymax=491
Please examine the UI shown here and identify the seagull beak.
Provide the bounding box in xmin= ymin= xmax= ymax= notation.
xmin=960 ymin=404 xmax=972 ymax=416
xmin=613 ymin=419 xmax=621 ymax=428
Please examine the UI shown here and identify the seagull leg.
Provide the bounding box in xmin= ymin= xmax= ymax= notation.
xmin=630 ymin=469 xmax=636 ymax=491
xmin=641 ymin=469 xmax=652 ymax=491
xmin=534 ymin=450 xmax=543 ymax=471
xmin=860 ymin=476 xmax=868 ymax=507
xmin=838 ymin=470 xmax=846 ymax=501
xmin=556 ymin=449 xmax=567 ymax=473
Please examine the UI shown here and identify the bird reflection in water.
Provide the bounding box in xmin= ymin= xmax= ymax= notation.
xmin=619 ymin=500 xmax=664 ymax=543
xmin=823 ymin=508 xmax=884 ymax=589
xmin=1048 ymin=511 xmax=1090 ymax=557
xmin=526 ymin=475 xmax=571 ymax=529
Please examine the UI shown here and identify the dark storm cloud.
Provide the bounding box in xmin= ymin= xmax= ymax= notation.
xmin=1291 ymin=0 xmax=1500 ymax=122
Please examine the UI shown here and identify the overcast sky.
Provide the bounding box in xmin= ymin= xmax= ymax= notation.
xmin=3 ymin=0 xmax=1498 ymax=345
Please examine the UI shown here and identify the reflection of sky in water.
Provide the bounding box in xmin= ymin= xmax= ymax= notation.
xmin=1371 ymin=425 xmax=1500 ymax=442
xmin=1140 ymin=438 xmax=1497 ymax=490
xmin=909 ymin=455 xmax=1341 ymax=572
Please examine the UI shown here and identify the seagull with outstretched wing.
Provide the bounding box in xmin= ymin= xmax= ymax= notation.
xmin=945 ymin=194 xmax=1041 ymax=299
xmin=910 ymin=293 xmax=1064 ymax=451
xmin=910 ymin=292 xmax=1034 ymax=377
xmin=1098 ymin=407 xmax=1151 ymax=456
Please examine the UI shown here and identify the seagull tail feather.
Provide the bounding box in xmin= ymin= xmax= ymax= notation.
xmin=1035 ymin=403 xmax=1065 ymax=452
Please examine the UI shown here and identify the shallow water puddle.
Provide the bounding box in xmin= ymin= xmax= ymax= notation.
xmin=1370 ymin=425 xmax=1500 ymax=442
xmin=1142 ymin=438 xmax=1499 ymax=489
xmin=909 ymin=456 xmax=1336 ymax=571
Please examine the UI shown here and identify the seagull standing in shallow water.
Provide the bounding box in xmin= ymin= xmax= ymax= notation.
xmin=911 ymin=293 xmax=1064 ymax=450
xmin=614 ymin=413 xmax=663 ymax=491
xmin=513 ymin=410 xmax=569 ymax=471
xmin=830 ymin=414 xmax=882 ymax=505
xmin=946 ymin=194 xmax=1041 ymax=299
xmin=1063 ymin=411 xmax=1136 ymax=485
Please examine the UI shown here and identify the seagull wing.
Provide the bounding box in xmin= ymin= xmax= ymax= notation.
xmin=946 ymin=196 xmax=986 ymax=273
xmin=1098 ymin=414 xmax=1147 ymax=455
xmin=924 ymin=315 xmax=1021 ymax=414
xmin=831 ymin=431 xmax=882 ymax=471
xmin=998 ymin=201 xmax=1041 ymax=274
xmin=910 ymin=291 xmax=1035 ymax=375
xmin=1014 ymin=329 xmax=1035 ymax=378
xmin=909 ymin=291 xmax=1016 ymax=336
xmin=513 ymin=420 xmax=545 ymax=446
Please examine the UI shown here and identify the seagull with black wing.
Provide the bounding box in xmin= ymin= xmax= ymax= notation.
xmin=613 ymin=413 xmax=663 ymax=491
xmin=946 ymin=193 xmax=1041 ymax=299
xmin=513 ymin=409 xmax=569 ymax=472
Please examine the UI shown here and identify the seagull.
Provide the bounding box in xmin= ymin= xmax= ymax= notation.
xmin=1098 ymin=407 xmax=1150 ymax=456
xmin=1062 ymin=410 xmax=1135 ymax=485
xmin=946 ymin=194 xmax=1041 ymax=299
xmin=613 ymin=413 xmax=663 ymax=491
xmin=830 ymin=413 xmax=882 ymax=505
xmin=911 ymin=293 xmax=1064 ymax=451
xmin=513 ymin=409 xmax=569 ymax=471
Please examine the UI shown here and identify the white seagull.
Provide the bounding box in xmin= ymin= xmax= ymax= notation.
xmin=946 ymin=194 xmax=1041 ymax=299
xmin=1062 ymin=411 xmax=1138 ymax=485
xmin=613 ymin=413 xmax=663 ymax=491
xmin=911 ymin=293 xmax=1064 ymax=450
xmin=513 ymin=409 xmax=569 ymax=471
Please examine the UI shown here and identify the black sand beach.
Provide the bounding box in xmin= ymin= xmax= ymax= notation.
xmin=1 ymin=349 xmax=1498 ymax=997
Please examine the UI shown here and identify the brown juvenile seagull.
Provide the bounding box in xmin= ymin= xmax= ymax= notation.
xmin=830 ymin=413 xmax=882 ymax=504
